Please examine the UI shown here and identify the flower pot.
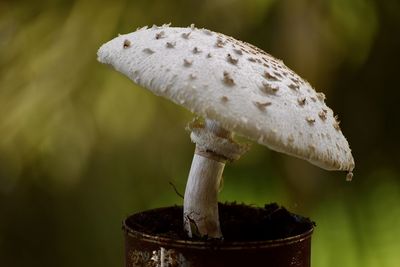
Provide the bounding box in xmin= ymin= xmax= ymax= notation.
xmin=123 ymin=204 xmax=314 ymax=267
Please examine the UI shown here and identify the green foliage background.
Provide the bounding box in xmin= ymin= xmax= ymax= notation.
xmin=0 ymin=0 xmax=399 ymax=266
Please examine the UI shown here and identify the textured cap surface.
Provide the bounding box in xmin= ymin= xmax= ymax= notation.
xmin=97 ymin=24 xmax=354 ymax=174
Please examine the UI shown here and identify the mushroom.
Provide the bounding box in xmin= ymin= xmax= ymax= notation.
xmin=97 ymin=24 xmax=355 ymax=239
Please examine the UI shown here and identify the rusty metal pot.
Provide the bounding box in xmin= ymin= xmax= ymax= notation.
xmin=123 ymin=206 xmax=314 ymax=267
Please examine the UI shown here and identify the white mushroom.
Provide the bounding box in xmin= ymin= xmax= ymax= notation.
xmin=97 ymin=24 xmax=355 ymax=239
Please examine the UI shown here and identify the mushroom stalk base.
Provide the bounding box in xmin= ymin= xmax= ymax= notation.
xmin=184 ymin=152 xmax=225 ymax=238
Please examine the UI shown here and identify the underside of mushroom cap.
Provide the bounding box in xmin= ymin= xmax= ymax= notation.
xmin=97 ymin=24 xmax=354 ymax=173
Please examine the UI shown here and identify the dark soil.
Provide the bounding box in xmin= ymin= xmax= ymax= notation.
xmin=125 ymin=203 xmax=315 ymax=242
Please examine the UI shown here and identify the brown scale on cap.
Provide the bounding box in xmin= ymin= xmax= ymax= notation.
xmin=317 ymin=92 xmax=326 ymax=101
xmin=192 ymin=47 xmax=202 ymax=54
xmin=318 ymin=110 xmax=327 ymax=121
xmin=289 ymin=84 xmax=299 ymax=90
xmin=181 ymin=32 xmax=191 ymax=39
xmin=346 ymin=172 xmax=353 ymax=181
xmin=306 ymin=117 xmax=316 ymax=124
xmin=220 ymin=96 xmax=229 ymax=103
xmin=183 ymin=59 xmax=193 ymax=67
xmin=223 ymin=71 xmax=235 ymax=86
xmin=333 ymin=115 xmax=341 ymax=131
xmin=215 ymin=38 xmax=225 ymax=48
xmin=227 ymin=54 xmax=238 ymax=65
xmin=248 ymin=57 xmax=257 ymax=63
xmin=310 ymin=96 xmax=317 ymax=102
xmin=189 ymin=74 xmax=197 ymax=80
xmin=263 ymin=59 xmax=272 ymax=65
xmin=273 ymin=71 xmax=283 ymax=78
xmin=206 ymin=53 xmax=212 ymax=58
xmin=260 ymin=82 xmax=279 ymax=95
xmin=123 ymin=39 xmax=131 ymax=49
xmin=166 ymin=42 xmax=176 ymax=48
xmin=297 ymin=97 xmax=306 ymax=106
xmin=253 ymin=101 xmax=272 ymax=111
xmin=155 ymin=31 xmax=165 ymax=39
xmin=143 ymin=48 xmax=155 ymax=54
xmin=264 ymin=71 xmax=278 ymax=81
xmin=241 ymin=48 xmax=249 ymax=54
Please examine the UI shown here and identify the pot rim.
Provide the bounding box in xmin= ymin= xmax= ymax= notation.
xmin=123 ymin=206 xmax=314 ymax=250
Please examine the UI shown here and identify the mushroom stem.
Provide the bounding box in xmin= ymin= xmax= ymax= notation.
xmin=183 ymin=119 xmax=237 ymax=239
xmin=183 ymin=151 xmax=225 ymax=238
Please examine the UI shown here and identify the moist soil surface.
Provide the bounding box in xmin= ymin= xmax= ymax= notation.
xmin=125 ymin=203 xmax=315 ymax=242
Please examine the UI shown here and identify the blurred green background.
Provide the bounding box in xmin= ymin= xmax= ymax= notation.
xmin=0 ymin=0 xmax=399 ymax=266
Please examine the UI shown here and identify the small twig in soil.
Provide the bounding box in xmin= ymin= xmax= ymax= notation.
xmin=185 ymin=213 xmax=201 ymax=237
xmin=169 ymin=181 xmax=184 ymax=199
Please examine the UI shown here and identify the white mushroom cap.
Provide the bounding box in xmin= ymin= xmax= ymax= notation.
xmin=97 ymin=24 xmax=354 ymax=174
